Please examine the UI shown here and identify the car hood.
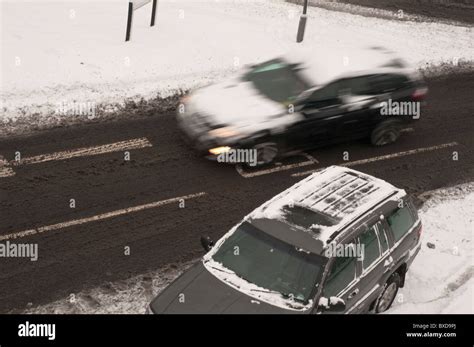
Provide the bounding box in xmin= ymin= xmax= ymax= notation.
xmin=150 ymin=262 xmax=300 ymax=314
xmin=191 ymin=77 xmax=287 ymax=129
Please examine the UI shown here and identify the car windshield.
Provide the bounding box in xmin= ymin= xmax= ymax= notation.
xmin=243 ymin=59 xmax=310 ymax=104
xmin=211 ymin=221 xmax=325 ymax=303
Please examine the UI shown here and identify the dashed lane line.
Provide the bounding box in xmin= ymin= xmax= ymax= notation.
xmin=14 ymin=137 xmax=152 ymax=166
xmin=234 ymin=130 xmax=414 ymax=179
xmin=0 ymin=137 xmax=153 ymax=178
xmin=236 ymin=153 xmax=318 ymax=178
xmin=0 ymin=155 xmax=15 ymax=177
xmin=0 ymin=192 xmax=207 ymax=241
xmin=291 ymin=142 xmax=459 ymax=178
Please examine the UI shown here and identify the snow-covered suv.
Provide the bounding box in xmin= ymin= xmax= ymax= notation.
xmin=149 ymin=166 xmax=422 ymax=314
xmin=177 ymin=46 xmax=427 ymax=166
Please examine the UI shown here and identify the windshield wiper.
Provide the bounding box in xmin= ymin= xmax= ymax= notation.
xmin=280 ymin=292 xmax=306 ymax=303
xmin=251 ymin=288 xmax=306 ymax=303
xmin=205 ymin=261 xmax=234 ymax=275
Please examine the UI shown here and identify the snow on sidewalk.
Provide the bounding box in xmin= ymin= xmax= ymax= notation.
xmin=390 ymin=184 xmax=473 ymax=314
xmin=19 ymin=183 xmax=473 ymax=314
xmin=1 ymin=0 xmax=473 ymax=128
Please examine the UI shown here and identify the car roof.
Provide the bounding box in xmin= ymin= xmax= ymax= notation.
xmin=249 ymin=166 xmax=405 ymax=251
xmin=283 ymin=46 xmax=414 ymax=87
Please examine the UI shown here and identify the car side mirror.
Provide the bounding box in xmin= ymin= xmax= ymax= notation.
xmin=318 ymin=296 xmax=346 ymax=312
xmin=200 ymin=235 xmax=214 ymax=252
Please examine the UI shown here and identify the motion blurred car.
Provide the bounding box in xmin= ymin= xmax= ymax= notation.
xmin=148 ymin=166 xmax=422 ymax=314
xmin=177 ymin=46 xmax=427 ymax=166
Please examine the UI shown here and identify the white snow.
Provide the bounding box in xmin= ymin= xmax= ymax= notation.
xmin=20 ymin=182 xmax=473 ymax=314
xmin=251 ymin=165 xmax=402 ymax=245
xmin=283 ymin=45 xmax=419 ymax=86
xmin=390 ymin=184 xmax=473 ymax=314
xmin=1 ymin=0 xmax=473 ymax=127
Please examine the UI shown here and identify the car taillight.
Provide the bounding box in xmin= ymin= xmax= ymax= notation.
xmin=411 ymin=87 xmax=428 ymax=101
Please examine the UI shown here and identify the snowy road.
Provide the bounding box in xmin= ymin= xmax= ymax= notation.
xmin=1 ymin=72 xmax=473 ymax=312
xmin=1 ymin=0 xmax=473 ymax=315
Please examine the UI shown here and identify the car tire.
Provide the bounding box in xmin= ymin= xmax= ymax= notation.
xmin=250 ymin=142 xmax=278 ymax=167
xmin=371 ymin=120 xmax=402 ymax=146
xmin=375 ymin=272 xmax=401 ymax=313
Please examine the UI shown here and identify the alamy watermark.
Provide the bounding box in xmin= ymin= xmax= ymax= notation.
xmin=0 ymin=241 xmax=38 ymax=261
xmin=325 ymin=243 xmax=365 ymax=261
xmin=18 ymin=321 xmax=55 ymax=341
xmin=56 ymin=100 xmax=96 ymax=119
xmin=217 ymin=149 xmax=257 ymax=167
xmin=380 ymin=99 xmax=420 ymax=119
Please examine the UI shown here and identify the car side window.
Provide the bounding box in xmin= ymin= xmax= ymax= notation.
xmin=323 ymin=245 xmax=357 ymax=297
xmin=387 ymin=205 xmax=416 ymax=243
xmin=338 ymin=76 xmax=373 ymax=96
xmin=305 ymin=82 xmax=341 ymax=108
xmin=358 ymin=225 xmax=381 ymax=270
xmin=368 ymin=74 xmax=409 ymax=94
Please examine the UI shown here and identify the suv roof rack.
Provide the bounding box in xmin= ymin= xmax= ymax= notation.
xmin=252 ymin=166 xmax=404 ymax=246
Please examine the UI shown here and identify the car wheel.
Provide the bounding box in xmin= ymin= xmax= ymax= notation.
xmin=371 ymin=121 xmax=402 ymax=146
xmin=375 ymin=272 xmax=401 ymax=313
xmin=251 ymin=142 xmax=278 ymax=167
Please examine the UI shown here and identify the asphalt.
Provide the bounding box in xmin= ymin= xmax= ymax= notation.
xmin=316 ymin=0 xmax=474 ymax=24
xmin=0 ymin=72 xmax=473 ymax=313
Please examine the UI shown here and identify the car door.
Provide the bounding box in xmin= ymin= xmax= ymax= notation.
xmin=345 ymin=218 xmax=393 ymax=313
xmin=382 ymin=198 xmax=421 ymax=271
xmin=318 ymin=239 xmax=362 ymax=314
xmin=287 ymin=81 xmax=345 ymax=150
xmin=334 ymin=75 xmax=380 ymax=140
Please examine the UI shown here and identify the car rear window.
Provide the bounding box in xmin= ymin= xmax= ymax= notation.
xmin=309 ymin=74 xmax=410 ymax=101
xmin=387 ymin=205 xmax=416 ymax=242
xmin=368 ymin=74 xmax=410 ymax=94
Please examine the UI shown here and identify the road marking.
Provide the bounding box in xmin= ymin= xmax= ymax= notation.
xmin=236 ymin=153 xmax=318 ymax=178
xmin=11 ymin=137 xmax=152 ymax=166
xmin=234 ymin=130 xmax=413 ymax=179
xmin=291 ymin=142 xmax=459 ymax=178
xmin=0 ymin=192 xmax=207 ymax=241
xmin=0 ymin=155 xmax=15 ymax=177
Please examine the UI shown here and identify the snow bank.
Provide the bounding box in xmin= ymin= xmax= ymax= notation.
xmin=1 ymin=0 xmax=473 ymax=131
xmin=19 ymin=183 xmax=473 ymax=314
xmin=16 ymin=261 xmax=196 ymax=314
xmin=390 ymin=183 xmax=473 ymax=314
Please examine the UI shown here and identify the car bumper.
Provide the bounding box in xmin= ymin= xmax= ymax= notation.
xmin=176 ymin=112 xmax=238 ymax=161
xmin=177 ymin=124 xmax=235 ymax=162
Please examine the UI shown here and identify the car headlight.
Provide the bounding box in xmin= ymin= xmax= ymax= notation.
xmin=209 ymin=146 xmax=232 ymax=155
xmin=207 ymin=126 xmax=240 ymax=139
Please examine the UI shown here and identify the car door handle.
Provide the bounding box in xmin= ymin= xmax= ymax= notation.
xmin=348 ymin=288 xmax=360 ymax=299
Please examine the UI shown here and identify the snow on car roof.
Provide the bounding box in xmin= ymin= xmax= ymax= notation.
xmin=283 ymin=46 xmax=410 ymax=86
xmin=251 ymin=166 xmax=404 ymax=246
